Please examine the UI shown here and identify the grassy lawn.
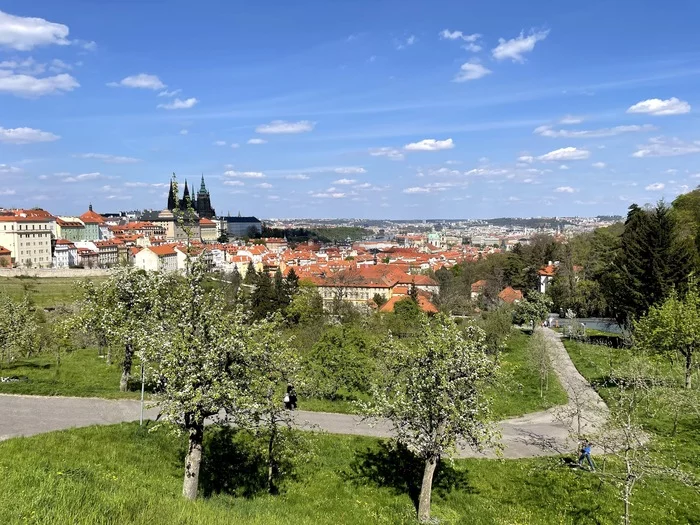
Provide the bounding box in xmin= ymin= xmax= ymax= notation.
xmin=0 ymin=348 xmax=143 ymax=399
xmin=0 ymin=330 xmax=568 ymax=420
xmin=0 ymin=422 xmax=697 ymax=524
xmin=0 ymin=276 xmax=97 ymax=308
xmin=487 ymin=329 xmax=568 ymax=418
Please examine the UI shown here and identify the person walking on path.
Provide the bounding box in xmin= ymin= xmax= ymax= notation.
xmin=284 ymin=384 xmax=298 ymax=411
xmin=578 ymin=440 xmax=596 ymax=471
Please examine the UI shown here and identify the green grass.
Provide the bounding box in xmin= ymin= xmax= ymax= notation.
xmin=0 ymin=422 xmax=698 ymax=524
xmin=487 ymin=329 xmax=568 ymax=418
xmin=0 ymin=330 xmax=568 ymax=421
xmin=0 ymin=348 xmax=143 ymax=399
xmin=0 ymin=276 xmax=97 ymax=308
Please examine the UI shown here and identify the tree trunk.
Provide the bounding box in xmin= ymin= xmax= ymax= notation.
xmin=182 ymin=414 xmax=204 ymax=500
xmin=418 ymin=455 xmax=438 ymax=522
xmin=267 ymin=422 xmax=277 ymax=494
xmin=684 ymin=352 xmax=692 ymax=389
xmin=106 ymin=345 xmax=112 ymax=366
xmin=120 ymin=343 xmax=133 ymax=392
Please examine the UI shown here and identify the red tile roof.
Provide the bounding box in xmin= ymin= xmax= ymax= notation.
xmin=498 ymin=286 xmax=523 ymax=304
xmin=79 ymin=209 xmax=105 ymax=224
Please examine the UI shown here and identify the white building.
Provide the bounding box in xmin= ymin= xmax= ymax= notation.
xmin=52 ymin=240 xmax=78 ymax=268
xmin=0 ymin=209 xmax=54 ymax=268
xmin=133 ymin=245 xmax=178 ymax=273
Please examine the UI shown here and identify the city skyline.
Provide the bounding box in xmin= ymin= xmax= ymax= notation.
xmin=0 ymin=1 xmax=699 ymax=218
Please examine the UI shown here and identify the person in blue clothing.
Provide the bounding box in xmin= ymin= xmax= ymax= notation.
xmin=578 ymin=439 xmax=596 ymax=471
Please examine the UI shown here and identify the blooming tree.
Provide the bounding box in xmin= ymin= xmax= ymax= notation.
xmin=79 ymin=268 xmax=159 ymax=391
xmin=365 ymin=313 xmax=498 ymax=522
xmin=143 ymin=263 xmax=255 ymax=500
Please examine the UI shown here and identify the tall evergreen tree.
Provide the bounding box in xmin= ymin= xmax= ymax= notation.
xmin=251 ymin=270 xmax=275 ymax=320
xmin=608 ymin=203 xmax=695 ymax=325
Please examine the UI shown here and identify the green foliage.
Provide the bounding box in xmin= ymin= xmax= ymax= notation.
xmin=476 ymin=305 xmax=513 ymax=358
xmin=634 ymin=283 xmax=700 ymax=388
xmin=607 ymin=203 xmax=696 ymax=325
xmin=512 ymin=292 xmax=552 ymax=326
xmin=0 ymin=294 xmax=40 ymax=366
xmin=306 ymin=325 xmax=375 ymax=400
xmin=285 ymin=282 xmax=324 ymax=325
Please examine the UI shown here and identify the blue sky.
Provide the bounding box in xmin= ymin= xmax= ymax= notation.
xmin=1 ymin=0 xmax=699 ymax=219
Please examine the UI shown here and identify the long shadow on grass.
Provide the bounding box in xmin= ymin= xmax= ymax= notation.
xmin=343 ymin=441 xmax=476 ymax=510
xmin=197 ymin=427 xmax=269 ymax=498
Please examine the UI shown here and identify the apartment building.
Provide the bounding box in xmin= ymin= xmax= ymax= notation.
xmin=0 ymin=209 xmax=54 ymax=268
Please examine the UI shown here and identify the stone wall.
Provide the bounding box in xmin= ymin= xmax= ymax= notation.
xmin=0 ymin=268 xmax=111 ymax=278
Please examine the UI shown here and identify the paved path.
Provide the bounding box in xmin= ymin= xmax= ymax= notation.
xmin=0 ymin=328 xmax=608 ymax=459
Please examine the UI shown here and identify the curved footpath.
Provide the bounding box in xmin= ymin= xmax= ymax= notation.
xmin=0 ymin=328 xmax=608 ymax=459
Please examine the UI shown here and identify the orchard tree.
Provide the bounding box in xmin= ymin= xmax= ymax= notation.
xmin=513 ymin=292 xmax=552 ymax=328
xmin=365 ymin=313 xmax=497 ymax=522
xmin=286 ymin=281 xmax=324 ymax=325
xmin=242 ymin=315 xmax=304 ymax=493
xmin=79 ymin=268 xmax=158 ymax=391
xmin=634 ymin=284 xmax=700 ymax=388
xmin=144 ymin=263 xmax=255 ymax=500
xmin=0 ymin=295 xmax=39 ymax=367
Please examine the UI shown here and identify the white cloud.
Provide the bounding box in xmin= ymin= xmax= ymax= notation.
xmin=0 ymin=164 xmax=21 ymax=174
xmin=632 ymin=137 xmax=700 ymax=158
xmin=224 ymin=170 xmax=265 ymax=178
xmin=369 ymin=147 xmax=404 ymax=160
xmin=63 ymin=172 xmax=101 ymax=183
xmin=311 ymin=192 xmax=346 ymax=198
xmin=223 ymin=180 xmax=244 ymax=186
xmin=286 ymin=174 xmax=309 ymax=180
xmin=108 ymin=73 xmax=165 ymax=90
xmin=492 ymin=29 xmax=549 ymax=62
xmin=453 ymin=61 xmax=492 ymax=82
xmin=49 ymin=59 xmax=71 ymax=73
xmin=124 ymin=182 xmax=168 ymax=188
xmin=157 ymin=89 xmax=181 ymax=97
xmin=535 ymin=124 xmax=654 ymax=138
xmin=0 ymin=71 xmax=78 ymax=96
xmin=627 ymin=97 xmax=691 ymax=116
xmin=0 ymin=189 xmax=16 ymax=195
xmin=508 ymin=196 xmax=520 ymax=202
xmin=75 ymin=153 xmax=140 ymax=164
xmin=404 ymin=138 xmax=454 ymax=151
xmin=0 ymin=10 xmax=70 ymax=51
xmin=179 ymin=129 xmax=188 ymax=135
xmin=439 ymin=30 xmax=481 ymax=42
xmin=230 ymin=143 xmax=239 ymax=149
xmin=517 ymin=155 xmax=534 ymax=163
xmin=592 ymin=162 xmax=606 ymax=169
xmin=0 ymin=57 xmax=46 ymax=75
xmin=247 ymin=138 xmax=267 ymax=145
xmin=559 ymin=164 xmax=570 ymax=170
xmin=333 ymin=178 xmax=356 ymax=185
xmin=555 ymin=186 xmax=576 ymax=193
xmin=334 ymin=166 xmax=366 ymax=174
xmin=214 ymin=140 xmax=226 ymax=146
xmin=645 ymin=182 xmax=665 ymax=191
xmin=403 ymin=186 xmax=431 ymax=194
xmin=157 ymin=97 xmax=198 ymax=110
xmin=105 ymin=194 xmax=132 ymax=201
xmin=257 ymin=183 xmax=273 ymax=189
xmin=395 ymin=35 xmax=416 ymax=50
xmin=538 ymin=147 xmax=591 ymax=161
xmin=0 ymin=126 xmax=60 ymax=144
xmin=256 ymin=120 xmax=315 ymax=134
xmin=559 ymin=115 xmax=583 ymax=125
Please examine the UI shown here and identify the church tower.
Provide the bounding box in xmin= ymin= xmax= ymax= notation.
xmin=179 ymin=179 xmax=191 ymax=211
xmin=167 ymin=173 xmax=177 ymax=211
xmin=194 ymin=174 xmax=216 ymax=218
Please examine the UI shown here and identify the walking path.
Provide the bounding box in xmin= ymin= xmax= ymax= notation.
xmin=0 ymin=328 xmax=608 ymax=459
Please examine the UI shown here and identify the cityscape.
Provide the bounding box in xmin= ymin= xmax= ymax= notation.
xmin=0 ymin=2 xmax=699 ymax=525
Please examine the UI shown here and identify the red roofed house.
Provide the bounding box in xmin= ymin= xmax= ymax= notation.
xmin=379 ymin=295 xmax=439 ymax=314
xmin=199 ymin=217 xmax=218 ymax=242
xmin=0 ymin=245 xmax=11 ymax=267
xmin=79 ymin=205 xmax=107 ymax=241
xmin=471 ymin=279 xmax=488 ymax=300
xmin=498 ymin=286 xmax=524 ymax=305
xmin=538 ymin=262 xmax=558 ymax=293
xmin=133 ymin=244 xmax=178 ymax=272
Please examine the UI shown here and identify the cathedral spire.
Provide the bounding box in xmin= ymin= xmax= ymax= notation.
xmin=200 ymin=174 xmax=207 ymax=194
xmin=183 ymin=179 xmax=190 ymax=198
xmin=167 ymin=173 xmax=177 ymax=210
